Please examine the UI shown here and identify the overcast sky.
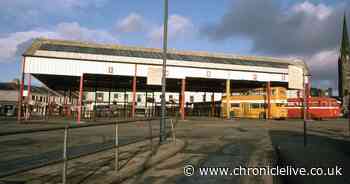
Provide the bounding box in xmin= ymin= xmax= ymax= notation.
xmin=0 ymin=0 xmax=348 ymax=94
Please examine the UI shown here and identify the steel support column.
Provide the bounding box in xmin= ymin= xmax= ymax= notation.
xmin=132 ymin=64 xmax=137 ymax=118
xmin=47 ymin=92 xmax=51 ymax=119
xmin=297 ymin=90 xmax=302 ymax=117
xmin=25 ymin=74 xmax=31 ymax=120
xmin=69 ymin=89 xmax=72 ymax=104
xmin=306 ymin=80 xmax=311 ymax=119
xmin=17 ymin=57 xmax=25 ymax=122
xmin=77 ymin=74 xmax=84 ymax=124
xmin=267 ymin=81 xmax=271 ymax=120
xmin=108 ymin=87 xmax=111 ymax=118
xmin=303 ymin=76 xmax=307 ymax=146
xmin=94 ymin=83 xmax=97 ymax=121
xmin=180 ymin=79 xmax=185 ymax=120
xmin=63 ymin=90 xmax=67 ymax=117
xmin=211 ymin=92 xmax=215 ymax=117
xmin=68 ymin=89 xmax=72 ymax=117
xmin=145 ymin=91 xmax=148 ymax=117
xmin=124 ymin=90 xmax=127 ymax=118
xmin=27 ymin=74 xmax=31 ymax=102
xmin=152 ymin=92 xmax=155 ymax=117
xmin=64 ymin=90 xmax=67 ymax=105
xmin=226 ymin=79 xmax=231 ymax=120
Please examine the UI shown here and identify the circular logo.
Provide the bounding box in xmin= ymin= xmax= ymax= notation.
xmin=184 ymin=164 xmax=195 ymax=176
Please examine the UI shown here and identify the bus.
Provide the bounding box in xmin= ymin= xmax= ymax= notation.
xmin=221 ymin=87 xmax=288 ymax=119
xmin=287 ymin=97 xmax=341 ymax=119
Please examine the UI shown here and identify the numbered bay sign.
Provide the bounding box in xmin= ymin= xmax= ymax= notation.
xmin=147 ymin=66 xmax=162 ymax=85
xmin=288 ymin=65 xmax=303 ymax=89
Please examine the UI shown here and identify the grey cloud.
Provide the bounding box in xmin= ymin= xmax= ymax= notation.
xmin=201 ymin=0 xmax=349 ymax=92
xmin=201 ymin=0 xmax=349 ymax=56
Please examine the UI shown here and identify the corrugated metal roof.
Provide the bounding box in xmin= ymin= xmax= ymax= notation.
xmin=0 ymin=82 xmax=46 ymax=94
xmin=0 ymin=83 xmax=17 ymax=90
xmin=24 ymin=38 xmax=308 ymax=70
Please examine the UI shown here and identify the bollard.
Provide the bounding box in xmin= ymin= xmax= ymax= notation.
xmin=62 ymin=126 xmax=69 ymax=184
xmin=115 ymin=121 xmax=119 ymax=171
xmin=148 ymin=119 xmax=153 ymax=154
xmin=170 ymin=119 xmax=176 ymax=143
xmin=175 ymin=111 xmax=179 ymax=124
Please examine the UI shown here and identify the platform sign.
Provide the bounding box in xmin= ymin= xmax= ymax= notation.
xmin=147 ymin=66 xmax=162 ymax=85
xmin=288 ymin=65 xmax=303 ymax=89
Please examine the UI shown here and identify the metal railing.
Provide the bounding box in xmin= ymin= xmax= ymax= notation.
xmin=0 ymin=116 xmax=178 ymax=184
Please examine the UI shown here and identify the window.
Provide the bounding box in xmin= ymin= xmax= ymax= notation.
xmin=271 ymin=89 xmax=276 ymax=96
xmin=137 ymin=94 xmax=142 ymax=102
xmin=251 ymin=103 xmax=261 ymax=109
xmin=96 ymin=93 xmax=104 ymax=102
xmin=124 ymin=94 xmax=129 ymax=102
xmin=114 ymin=93 xmax=119 ymax=99
xmin=231 ymin=103 xmax=240 ymax=108
xmin=32 ymin=96 xmax=35 ymax=101
xmin=250 ymin=103 xmax=265 ymax=109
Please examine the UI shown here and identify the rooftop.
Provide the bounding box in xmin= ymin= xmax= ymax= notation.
xmin=24 ymin=38 xmax=307 ymax=70
xmin=0 ymin=82 xmax=46 ymax=93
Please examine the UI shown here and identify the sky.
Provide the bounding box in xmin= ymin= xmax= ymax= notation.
xmin=0 ymin=0 xmax=349 ymax=94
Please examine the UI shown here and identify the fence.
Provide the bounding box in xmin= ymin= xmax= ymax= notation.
xmin=0 ymin=117 xmax=177 ymax=184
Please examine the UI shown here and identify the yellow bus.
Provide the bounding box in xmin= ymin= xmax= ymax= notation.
xmin=221 ymin=87 xmax=287 ymax=119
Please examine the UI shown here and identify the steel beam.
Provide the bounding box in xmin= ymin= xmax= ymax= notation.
xmin=226 ymin=79 xmax=231 ymax=120
xmin=77 ymin=74 xmax=84 ymax=124
xmin=17 ymin=57 xmax=25 ymax=122
xmin=306 ymin=80 xmax=311 ymax=119
xmin=25 ymin=74 xmax=31 ymax=120
xmin=180 ymin=79 xmax=185 ymax=120
xmin=132 ymin=64 xmax=137 ymax=118
xmin=94 ymin=82 xmax=97 ymax=121
xmin=267 ymin=81 xmax=271 ymax=120
xmin=211 ymin=92 xmax=215 ymax=117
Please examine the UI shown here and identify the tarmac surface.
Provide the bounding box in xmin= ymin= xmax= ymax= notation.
xmin=0 ymin=119 xmax=162 ymax=179
xmin=0 ymin=118 xmax=350 ymax=184
xmin=125 ymin=118 xmax=350 ymax=184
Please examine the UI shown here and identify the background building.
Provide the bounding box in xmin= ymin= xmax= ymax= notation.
xmin=338 ymin=14 xmax=350 ymax=112
xmin=0 ymin=81 xmax=64 ymax=117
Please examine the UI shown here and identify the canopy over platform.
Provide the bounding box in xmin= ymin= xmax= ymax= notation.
xmin=18 ymin=38 xmax=310 ymax=122
xmin=23 ymin=38 xmax=308 ymax=92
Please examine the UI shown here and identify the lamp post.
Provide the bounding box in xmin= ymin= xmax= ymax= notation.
xmin=160 ymin=0 xmax=168 ymax=144
xmin=303 ymin=72 xmax=311 ymax=147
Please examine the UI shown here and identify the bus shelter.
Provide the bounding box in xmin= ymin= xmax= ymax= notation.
xmin=18 ymin=38 xmax=310 ymax=123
